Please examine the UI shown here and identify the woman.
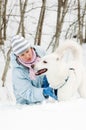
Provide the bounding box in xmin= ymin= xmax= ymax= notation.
xmin=10 ymin=35 xmax=57 ymax=104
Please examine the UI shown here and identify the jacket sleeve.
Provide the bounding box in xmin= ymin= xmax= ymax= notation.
xmin=12 ymin=68 xmax=45 ymax=103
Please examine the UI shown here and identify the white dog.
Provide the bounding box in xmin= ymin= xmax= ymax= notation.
xmin=35 ymin=40 xmax=86 ymax=101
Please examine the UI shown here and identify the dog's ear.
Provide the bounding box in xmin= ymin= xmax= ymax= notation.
xmin=56 ymin=57 xmax=59 ymax=60
xmin=56 ymin=55 xmax=63 ymax=60
xmin=55 ymin=43 xmax=70 ymax=60
xmin=55 ymin=49 xmax=74 ymax=63
xmin=55 ymin=50 xmax=64 ymax=60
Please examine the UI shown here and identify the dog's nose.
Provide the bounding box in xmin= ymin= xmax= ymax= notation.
xmin=31 ymin=64 xmax=35 ymax=69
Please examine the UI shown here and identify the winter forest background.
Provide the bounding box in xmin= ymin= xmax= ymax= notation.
xmin=0 ymin=0 xmax=86 ymax=130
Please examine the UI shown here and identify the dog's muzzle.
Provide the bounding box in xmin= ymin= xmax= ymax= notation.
xmin=35 ymin=68 xmax=48 ymax=75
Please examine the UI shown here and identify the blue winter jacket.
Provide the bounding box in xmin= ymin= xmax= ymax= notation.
xmin=10 ymin=45 xmax=46 ymax=104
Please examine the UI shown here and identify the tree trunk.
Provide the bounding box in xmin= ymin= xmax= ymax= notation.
xmin=77 ymin=0 xmax=83 ymax=44
xmin=53 ymin=0 xmax=68 ymax=51
xmin=3 ymin=0 xmax=8 ymax=40
xmin=34 ymin=0 xmax=46 ymax=45
xmin=17 ymin=0 xmax=28 ymax=37
xmin=84 ymin=22 xmax=86 ymax=43
xmin=0 ymin=0 xmax=3 ymax=45
xmin=2 ymin=47 xmax=11 ymax=87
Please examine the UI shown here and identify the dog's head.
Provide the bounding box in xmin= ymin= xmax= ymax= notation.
xmin=34 ymin=51 xmax=68 ymax=88
xmin=34 ymin=52 xmax=61 ymax=76
xmin=34 ymin=40 xmax=82 ymax=88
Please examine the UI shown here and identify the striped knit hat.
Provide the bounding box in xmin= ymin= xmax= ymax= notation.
xmin=11 ymin=35 xmax=31 ymax=55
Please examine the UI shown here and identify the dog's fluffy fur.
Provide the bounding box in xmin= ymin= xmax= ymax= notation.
xmin=35 ymin=40 xmax=86 ymax=101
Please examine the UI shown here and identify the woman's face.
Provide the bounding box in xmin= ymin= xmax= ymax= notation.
xmin=18 ymin=48 xmax=33 ymax=62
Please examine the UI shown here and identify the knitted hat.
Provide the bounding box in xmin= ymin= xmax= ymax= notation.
xmin=11 ymin=35 xmax=31 ymax=55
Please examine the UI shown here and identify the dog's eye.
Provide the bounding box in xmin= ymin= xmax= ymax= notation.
xmin=43 ymin=60 xmax=47 ymax=63
xmin=56 ymin=57 xmax=59 ymax=60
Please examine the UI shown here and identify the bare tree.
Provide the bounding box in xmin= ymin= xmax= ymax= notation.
xmin=53 ymin=0 xmax=69 ymax=51
xmin=77 ymin=0 xmax=83 ymax=44
xmin=1 ymin=0 xmax=29 ymax=86
xmin=47 ymin=0 xmax=69 ymax=51
xmin=64 ymin=1 xmax=86 ymax=42
xmin=2 ymin=0 xmax=8 ymax=40
xmin=0 ymin=0 xmax=4 ymax=45
xmin=0 ymin=0 xmax=8 ymax=44
xmin=2 ymin=48 xmax=11 ymax=87
xmin=85 ymin=22 xmax=86 ymax=43
xmin=17 ymin=0 xmax=28 ymax=37
xmin=80 ymin=2 xmax=86 ymax=43
xmin=34 ymin=0 xmax=46 ymax=45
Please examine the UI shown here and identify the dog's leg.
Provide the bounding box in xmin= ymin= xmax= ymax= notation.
xmin=58 ymin=70 xmax=79 ymax=101
xmin=54 ymin=89 xmax=58 ymax=96
xmin=78 ymin=72 xmax=86 ymax=98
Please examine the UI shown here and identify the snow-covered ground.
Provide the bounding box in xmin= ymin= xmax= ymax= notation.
xmin=0 ymin=98 xmax=86 ymax=130
xmin=0 ymin=44 xmax=86 ymax=130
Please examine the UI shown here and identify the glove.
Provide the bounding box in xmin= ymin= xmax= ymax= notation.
xmin=42 ymin=75 xmax=49 ymax=88
xmin=43 ymin=86 xmax=57 ymax=100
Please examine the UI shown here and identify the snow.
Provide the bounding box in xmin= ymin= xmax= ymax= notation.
xmin=0 ymin=99 xmax=86 ymax=130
